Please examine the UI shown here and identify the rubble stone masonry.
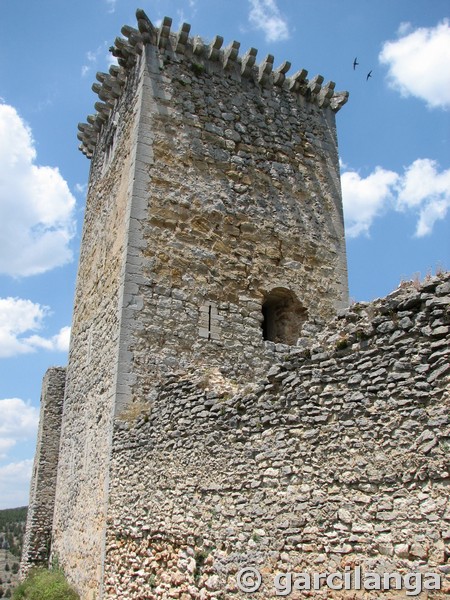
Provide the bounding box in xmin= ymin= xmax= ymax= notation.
xmin=104 ymin=274 xmax=450 ymax=599
xmin=50 ymin=41 xmax=145 ymax=598
xmin=20 ymin=367 xmax=65 ymax=575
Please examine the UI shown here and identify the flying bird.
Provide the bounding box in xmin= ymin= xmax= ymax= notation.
xmin=366 ymin=70 xmax=372 ymax=81
xmin=353 ymin=57 xmax=359 ymax=70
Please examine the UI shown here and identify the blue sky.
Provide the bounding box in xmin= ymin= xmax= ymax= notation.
xmin=0 ymin=0 xmax=449 ymax=509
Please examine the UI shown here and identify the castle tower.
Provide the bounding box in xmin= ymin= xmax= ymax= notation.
xmin=23 ymin=9 xmax=349 ymax=598
xmin=20 ymin=367 xmax=66 ymax=575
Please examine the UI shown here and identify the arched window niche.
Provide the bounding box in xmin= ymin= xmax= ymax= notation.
xmin=262 ymin=287 xmax=307 ymax=345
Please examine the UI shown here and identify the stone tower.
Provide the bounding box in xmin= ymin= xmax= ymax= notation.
xmin=22 ymin=9 xmax=351 ymax=598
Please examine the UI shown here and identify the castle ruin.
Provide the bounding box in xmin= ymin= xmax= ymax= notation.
xmin=21 ymin=9 xmax=449 ymax=599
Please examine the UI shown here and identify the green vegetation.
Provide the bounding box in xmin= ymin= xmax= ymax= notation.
xmin=335 ymin=335 xmax=349 ymax=350
xmin=0 ymin=506 xmax=28 ymax=597
xmin=12 ymin=568 xmax=79 ymax=600
xmin=0 ymin=508 xmax=27 ymax=531
xmin=0 ymin=507 xmax=27 ymax=558
xmin=190 ymin=62 xmax=205 ymax=76
xmin=355 ymin=328 xmax=370 ymax=341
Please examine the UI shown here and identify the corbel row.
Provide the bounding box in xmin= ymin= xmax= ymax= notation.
xmin=77 ymin=63 xmax=129 ymax=157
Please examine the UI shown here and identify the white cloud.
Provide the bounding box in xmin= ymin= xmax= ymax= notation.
xmin=0 ymin=438 xmax=16 ymax=458
xmin=248 ymin=0 xmax=290 ymax=42
xmin=0 ymin=297 xmax=48 ymax=357
xmin=0 ymin=297 xmax=70 ymax=357
xmin=341 ymin=159 xmax=450 ymax=238
xmin=0 ymin=400 xmax=39 ymax=509
xmin=26 ymin=325 xmax=71 ymax=353
xmin=81 ymin=43 xmax=110 ymax=77
xmin=105 ymin=0 xmax=117 ymax=13
xmin=0 ymin=103 xmax=76 ymax=277
xmin=176 ymin=0 xmax=198 ymax=27
xmin=106 ymin=51 xmax=119 ymax=68
xmin=74 ymin=182 xmax=87 ymax=195
xmin=397 ymin=22 xmax=413 ymax=37
xmin=415 ymin=199 xmax=450 ymax=238
xmin=379 ymin=19 xmax=450 ymax=109
xmin=0 ymin=398 xmax=39 ymax=458
xmin=0 ymin=459 xmax=34 ymax=509
xmin=55 ymin=326 xmax=71 ymax=351
xmin=341 ymin=167 xmax=399 ymax=237
xmin=81 ymin=49 xmax=98 ymax=77
xmin=397 ymin=158 xmax=450 ymax=236
xmin=176 ymin=9 xmax=187 ymax=28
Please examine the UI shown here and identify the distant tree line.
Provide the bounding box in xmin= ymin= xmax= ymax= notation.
xmin=0 ymin=507 xmax=27 ymax=559
xmin=0 ymin=508 xmax=27 ymax=530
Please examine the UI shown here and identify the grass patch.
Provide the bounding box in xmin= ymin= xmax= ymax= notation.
xmin=13 ymin=568 xmax=79 ymax=600
xmin=190 ymin=62 xmax=205 ymax=76
xmin=335 ymin=336 xmax=349 ymax=350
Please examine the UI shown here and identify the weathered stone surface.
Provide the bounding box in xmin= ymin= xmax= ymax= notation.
xmin=20 ymin=367 xmax=66 ymax=576
xmin=102 ymin=274 xmax=450 ymax=599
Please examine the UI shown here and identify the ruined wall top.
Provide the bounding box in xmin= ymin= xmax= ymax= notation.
xmin=77 ymin=8 xmax=349 ymax=158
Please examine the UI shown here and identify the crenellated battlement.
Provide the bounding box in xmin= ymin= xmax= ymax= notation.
xmin=77 ymin=8 xmax=348 ymax=158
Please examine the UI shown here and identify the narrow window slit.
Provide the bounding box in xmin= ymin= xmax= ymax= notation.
xmin=208 ymin=304 xmax=212 ymax=340
xmin=198 ymin=302 xmax=221 ymax=341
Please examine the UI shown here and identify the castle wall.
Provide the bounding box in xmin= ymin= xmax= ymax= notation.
xmin=103 ymin=275 xmax=450 ymax=599
xmin=50 ymin=56 xmax=146 ymax=599
xmin=20 ymin=367 xmax=66 ymax=575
